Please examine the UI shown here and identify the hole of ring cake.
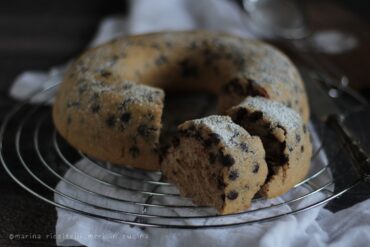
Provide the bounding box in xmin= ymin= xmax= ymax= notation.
xmin=52 ymin=30 xmax=311 ymax=214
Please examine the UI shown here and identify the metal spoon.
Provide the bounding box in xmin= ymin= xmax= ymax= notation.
xmin=238 ymin=0 xmax=368 ymax=105
xmin=241 ymin=0 xmax=309 ymax=40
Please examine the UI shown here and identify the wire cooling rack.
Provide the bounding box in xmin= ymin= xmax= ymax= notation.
xmin=0 ymin=71 xmax=368 ymax=229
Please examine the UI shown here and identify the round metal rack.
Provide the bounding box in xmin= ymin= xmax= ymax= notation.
xmin=0 ymin=84 xmax=364 ymax=229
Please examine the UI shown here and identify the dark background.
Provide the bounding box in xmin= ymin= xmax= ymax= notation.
xmin=0 ymin=0 xmax=369 ymax=246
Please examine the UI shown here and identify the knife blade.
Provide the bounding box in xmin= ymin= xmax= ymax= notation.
xmin=300 ymin=67 xmax=370 ymax=183
xmin=300 ymin=67 xmax=342 ymax=121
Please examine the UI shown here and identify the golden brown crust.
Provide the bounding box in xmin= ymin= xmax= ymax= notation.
xmin=53 ymin=30 xmax=310 ymax=171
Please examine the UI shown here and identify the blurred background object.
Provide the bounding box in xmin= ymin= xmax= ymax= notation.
xmin=238 ymin=0 xmax=368 ymax=104
xmin=241 ymin=0 xmax=309 ymax=39
xmin=0 ymin=0 xmax=369 ymax=99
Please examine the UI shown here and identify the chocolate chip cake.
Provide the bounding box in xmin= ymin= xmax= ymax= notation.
xmin=161 ymin=115 xmax=268 ymax=214
xmin=227 ymin=97 xmax=312 ymax=198
xmin=52 ymin=31 xmax=310 ymax=171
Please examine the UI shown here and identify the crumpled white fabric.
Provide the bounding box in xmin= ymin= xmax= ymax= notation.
xmin=53 ymin=121 xmax=332 ymax=246
xmin=9 ymin=0 xmax=370 ymax=246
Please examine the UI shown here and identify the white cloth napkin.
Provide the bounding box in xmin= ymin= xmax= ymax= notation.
xmin=9 ymin=0 xmax=370 ymax=246
xmin=52 ymin=126 xmax=333 ymax=247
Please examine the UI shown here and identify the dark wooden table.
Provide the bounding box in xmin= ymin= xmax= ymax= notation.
xmin=0 ymin=0 xmax=369 ymax=246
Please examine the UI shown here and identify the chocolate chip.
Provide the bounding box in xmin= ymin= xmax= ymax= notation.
xmin=247 ymin=79 xmax=264 ymax=97
xmin=229 ymin=131 xmax=240 ymax=142
xmin=239 ymin=143 xmax=249 ymax=152
xmin=248 ymin=111 xmax=263 ymax=122
xmin=146 ymin=113 xmax=155 ymax=121
xmin=184 ymin=129 xmax=205 ymax=140
xmin=210 ymin=133 xmax=221 ymax=143
xmin=279 ymin=155 xmax=289 ymax=164
xmin=226 ymin=190 xmax=239 ymax=200
xmin=120 ymin=112 xmax=131 ymax=124
xmin=296 ymin=134 xmax=301 ymax=143
xmin=303 ymin=125 xmax=307 ymax=133
xmin=179 ymin=59 xmax=198 ymax=77
xmin=203 ymin=139 xmax=213 ymax=148
xmin=129 ymin=146 xmax=140 ymax=158
xmin=228 ymin=170 xmax=239 ymax=180
xmin=91 ymin=103 xmax=100 ymax=113
xmin=301 ymin=145 xmax=304 ymax=153
xmin=193 ymin=132 xmax=203 ymax=141
xmin=222 ymin=78 xmax=246 ymax=96
xmin=181 ymin=125 xmax=200 ymax=139
xmin=137 ymin=124 xmax=157 ymax=138
xmin=219 ymin=151 xmax=235 ymax=167
xmin=288 ymin=146 xmax=294 ymax=152
xmin=217 ymin=176 xmax=226 ymax=189
xmin=159 ymin=144 xmax=170 ymax=160
xmin=235 ymin=108 xmax=248 ymax=122
xmin=100 ymin=70 xmax=112 ymax=78
xmin=252 ymin=163 xmax=259 ymax=173
xmin=266 ymin=132 xmax=278 ymax=142
xmin=188 ymin=125 xmax=196 ymax=131
xmin=122 ymin=83 xmax=133 ymax=90
xmin=105 ymin=115 xmax=116 ymax=128
xmin=172 ymin=136 xmax=180 ymax=148
xmin=91 ymin=92 xmax=100 ymax=101
xmin=119 ymin=98 xmax=132 ymax=110
xmin=208 ymin=153 xmax=217 ymax=164
xmin=178 ymin=129 xmax=188 ymax=137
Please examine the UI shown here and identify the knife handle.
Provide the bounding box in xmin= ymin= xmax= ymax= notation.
xmin=327 ymin=115 xmax=370 ymax=183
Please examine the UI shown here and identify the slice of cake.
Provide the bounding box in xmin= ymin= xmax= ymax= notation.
xmin=161 ymin=115 xmax=268 ymax=214
xmin=228 ymin=97 xmax=312 ymax=198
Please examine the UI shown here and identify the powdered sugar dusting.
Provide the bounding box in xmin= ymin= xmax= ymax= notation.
xmin=240 ymin=97 xmax=301 ymax=131
xmin=88 ymin=80 xmax=164 ymax=105
xmin=193 ymin=115 xmax=250 ymax=146
xmin=121 ymin=83 xmax=164 ymax=105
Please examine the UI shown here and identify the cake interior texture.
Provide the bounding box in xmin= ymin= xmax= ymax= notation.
xmin=162 ymin=115 xmax=268 ymax=214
